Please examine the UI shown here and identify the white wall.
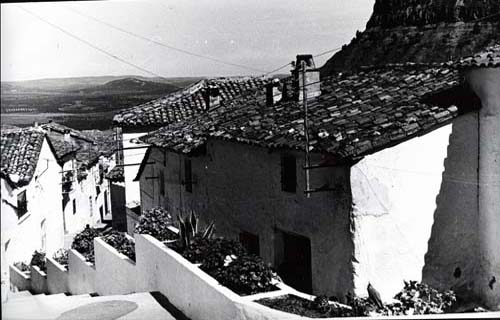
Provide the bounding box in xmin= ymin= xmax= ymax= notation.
xmin=350 ymin=124 xmax=452 ymax=301
xmin=123 ymin=132 xmax=148 ymax=206
xmin=1 ymin=138 xmax=64 ymax=283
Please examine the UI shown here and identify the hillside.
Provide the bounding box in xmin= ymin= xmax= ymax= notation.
xmin=75 ymin=77 xmax=180 ymax=95
xmin=321 ymin=0 xmax=500 ymax=75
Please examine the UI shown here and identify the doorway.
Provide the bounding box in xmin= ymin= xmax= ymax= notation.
xmin=275 ymin=230 xmax=312 ymax=293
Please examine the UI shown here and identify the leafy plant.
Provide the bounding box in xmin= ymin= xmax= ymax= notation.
xmin=384 ymin=280 xmax=456 ymax=315
xmin=102 ymin=231 xmax=136 ymax=261
xmin=177 ymin=211 xmax=214 ymax=250
xmin=134 ymin=207 xmax=177 ymax=241
xmin=71 ymin=226 xmax=103 ymax=263
xmin=213 ymin=254 xmax=277 ymax=295
xmin=30 ymin=250 xmax=47 ymax=273
xmin=53 ymin=249 xmax=69 ymax=268
xmin=14 ymin=261 xmax=30 ymax=273
xmin=257 ymin=294 xmax=353 ymax=317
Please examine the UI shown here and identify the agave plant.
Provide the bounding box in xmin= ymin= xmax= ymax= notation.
xmin=177 ymin=211 xmax=215 ymax=250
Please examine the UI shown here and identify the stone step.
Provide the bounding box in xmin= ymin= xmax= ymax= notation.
xmin=7 ymin=290 xmax=32 ymax=300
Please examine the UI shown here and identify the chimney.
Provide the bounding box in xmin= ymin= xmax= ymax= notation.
xmin=202 ymin=84 xmax=221 ymax=111
xmin=266 ymin=78 xmax=282 ymax=108
xmin=293 ymin=54 xmax=321 ymax=101
xmin=63 ymin=129 xmax=71 ymax=142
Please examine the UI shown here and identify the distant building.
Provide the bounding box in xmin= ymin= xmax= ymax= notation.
xmin=135 ymin=45 xmax=499 ymax=309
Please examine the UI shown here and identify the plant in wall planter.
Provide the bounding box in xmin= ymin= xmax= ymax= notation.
xmin=30 ymin=250 xmax=47 ymax=273
xmin=102 ymin=231 xmax=136 ymax=261
xmin=13 ymin=261 xmax=30 ymax=274
xmin=53 ymin=249 xmax=69 ymax=269
xmin=134 ymin=207 xmax=177 ymax=241
xmin=71 ymin=226 xmax=103 ymax=263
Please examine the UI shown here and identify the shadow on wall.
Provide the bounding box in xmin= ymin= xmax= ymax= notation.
xmin=422 ymin=112 xmax=479 ymax=301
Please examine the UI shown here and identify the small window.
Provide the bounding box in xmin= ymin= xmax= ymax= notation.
xmin=240 ymin=231 xmax=260 ymax=256
xmin=104 ymin=190 xmax=109 ymax=214
xmin=72 ymin=199 xmax=76 ymax=215
xmin=184 ymin=158 xmax=192 ymax=193
xmin=17 ymin=190 xmax=28 ymax=218
xmin=281 ymin=154 xmax=296 ymax=193
xmin=159 ymin=170 xmax=165 ymax=196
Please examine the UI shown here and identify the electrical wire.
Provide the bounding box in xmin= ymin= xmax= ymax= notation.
xmin=61 ymin=5 xmax=268 ymax=74
xmin=16 ymin=6 xmax=184 ymax=89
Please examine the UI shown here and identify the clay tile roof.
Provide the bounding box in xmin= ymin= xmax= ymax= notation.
xmin=457 ymin=44 xmax=500 ymax=69
xmin=106 ymin=165 xmax=124 ymax=183
xmin=140 ymin=63 xmax=473 ymax=161
xmin=1 ymin=127 xmax=46 ymax=187
xmin=113 ymin=76 xmax=268 ymax=128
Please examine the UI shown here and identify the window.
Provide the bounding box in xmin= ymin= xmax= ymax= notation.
xmin=184 ymin=158 xmax=192 ymax=193
xmin=239 ymin=231 xmax=260 ymax=256
xmin=72 ymin=199 xmax=76 ymax=215
xmin=17 ymin=190 xmax=28 ymax=218
xmin=89 ymin=196 xmax=93 ymax=216
xmin=104 ymin=190 xmax=109 ymax=214
xmin=40 ymin=219 xmax=46 ymax=252
xmin=281 ymin=154 xmax=296 ymax=192
xmin=159 ymin=170 xmax=165 ymax=196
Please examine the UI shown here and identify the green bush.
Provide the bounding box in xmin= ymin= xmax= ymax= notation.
xmin=71 ymin=227 xmax=103 ymax=263
xmin=214 ymin=254 xmax=277 ymax=295
xmin=30 ymin=250 xmax=47 ymax=273
xmin=53 ymin=249 xmax=69 ymax=268
xmin=134 ymin=207 xmax=177 ymax=241
xmin=102 ymin=231 xmax=136 ymax=261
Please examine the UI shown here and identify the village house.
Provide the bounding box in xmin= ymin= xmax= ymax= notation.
xmin=1 ymin=127 xmax=63 ymax=291
xmin=133 ymin=43 xmax=499 ymax=310
xmin=112 ymin=76 xmax=269 ymax=211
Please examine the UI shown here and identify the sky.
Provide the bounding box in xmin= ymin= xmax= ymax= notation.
xmin=1 ymin=0 xmax=374 ymax=82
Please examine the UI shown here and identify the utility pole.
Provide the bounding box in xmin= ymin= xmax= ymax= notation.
xmin=302 ymin=60 xmax=311 ymax=198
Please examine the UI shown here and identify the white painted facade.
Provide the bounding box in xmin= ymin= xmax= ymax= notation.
xmin=122 ymin=132 xmax=148 ymax=206
xmin=1 ymin=137 xmax=64 ymax=287
xmin=350 ymin=124 xmax=452 ymax=301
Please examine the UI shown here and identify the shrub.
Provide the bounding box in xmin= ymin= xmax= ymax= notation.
xmin=71 ymin=227 xmax=103 ymax=263
xmin=134 ymin=207 xmax=177 ymax=241
xmin=102 ymin=231 xmax=136 ymax=261
xmin=30 ymin=250 xmax=47 ymax=273
xmin=53 ymin=249 xmax=69 ymax=268
xmin=14 ymin=261 xmax=30 ymax=273
xmin=384 ymin=281 xmax=456 ymax=315
xmin=213 ymin=254 xmax=276 ymax=295
xmin=178 ymin=236 xmax=246 ymax=272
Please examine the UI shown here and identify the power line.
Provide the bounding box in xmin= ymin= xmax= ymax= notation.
xmin=61 ymin=5 xmax=268 ymax=74
xmin=16 ymin=6 xmax=183 ymax=89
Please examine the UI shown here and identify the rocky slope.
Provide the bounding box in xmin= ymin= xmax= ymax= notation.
xmin=321 ymin=0 xmax=500 ymax=75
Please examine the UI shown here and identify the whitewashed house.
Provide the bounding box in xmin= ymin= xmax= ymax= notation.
xmin=1 ymin=127 xmax=64 ymax=289
xmin=134 ymin=45 xmax=499 ymax=310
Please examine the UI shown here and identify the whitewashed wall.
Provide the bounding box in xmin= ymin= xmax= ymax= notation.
xmin=350 ymin=124 xmax=452 ymax=301
xmin=1 ymin=138 xmax=64 ymax=286
xmin=123 ymin=132 xmax=148 ymax=206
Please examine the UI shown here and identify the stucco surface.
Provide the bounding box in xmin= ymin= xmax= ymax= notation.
xmin=123 ymin=132 xmax=148 ymax=205
xmin=468 ymin=68 xmax=500 ymax=309
xmin=423 ymin=113 xmax=480 ymax=299
xmin=67 ymin=249 xmax=96 ymax=295
xmin=94 ymin=238 xmax=136 ymax=296
xmin=30 ymin=265 xmax=48 ymax=294
xmin=351 ymin=124 xmax=452 ymax=301
xmin=139 ymin=140 xmax=354 ymax=299
xmin=46 ymin=257 xmax=68 ymax=294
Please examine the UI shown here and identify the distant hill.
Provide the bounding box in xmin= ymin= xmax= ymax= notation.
xmin=1 ymin=75 xmax=204 ymax=93
xmin=74 ymin=77 xmax=180 ymax=95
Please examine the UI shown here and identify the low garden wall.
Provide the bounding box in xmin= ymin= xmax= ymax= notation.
xmin=9 ymin=265 xmax=30 ymax=292
xmin=94 ymin=237 xmax=136 ymax=295
xmin=67 ymin=249 xmax=96 ymax=295
xmin=30 ymin=265 xmax=48 ymax=294
xmin=46 ymin=257 xmax=68 ymax=294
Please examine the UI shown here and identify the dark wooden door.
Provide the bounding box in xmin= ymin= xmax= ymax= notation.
xmin=279 ymin=232 xmax=312 ymax=293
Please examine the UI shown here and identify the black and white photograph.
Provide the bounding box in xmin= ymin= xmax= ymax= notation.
xmin=1 ymin=0 xmax=499 ymax=319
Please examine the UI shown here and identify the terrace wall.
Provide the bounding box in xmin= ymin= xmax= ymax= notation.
xmin=46 ymin=257 xmax=68 ymax=294
xmin=67 ymin=249 xmax=95 ymax=295
xmin=30 ymin=265 xmax=48 ymax=294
